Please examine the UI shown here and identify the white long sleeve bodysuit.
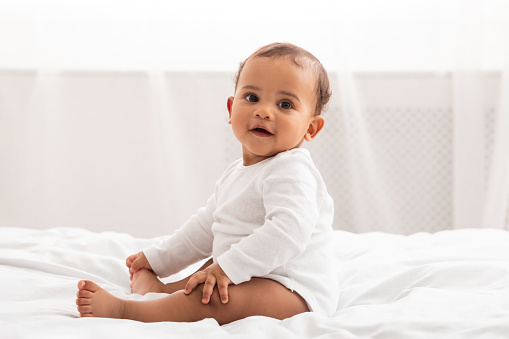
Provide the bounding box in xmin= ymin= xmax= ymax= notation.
xmin=143 ymin=148 xmax=338 ymax=316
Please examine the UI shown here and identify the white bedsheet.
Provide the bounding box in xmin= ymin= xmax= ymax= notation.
xmin=1 ymin=227 xmax=509 ymax=338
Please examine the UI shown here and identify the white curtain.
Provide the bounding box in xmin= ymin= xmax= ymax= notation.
xmin=482 ymin=54 xmax=509 ymax=229
xmin=0 ymin=70 xmax=233 ymax=238
xmin=1 ymin=0 xmax=508 ymax=236
xmin=454 ymin=0 xmax=509 ymax=230
xmin=330 ymin=0 xmax=509 ymax=233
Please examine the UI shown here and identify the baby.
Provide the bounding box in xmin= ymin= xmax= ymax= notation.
xmin=76 ymin=42 xmax=338 ymax=324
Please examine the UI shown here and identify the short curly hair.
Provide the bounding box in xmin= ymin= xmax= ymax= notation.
xmin=234 ymin=42 xmax=331 ymax=116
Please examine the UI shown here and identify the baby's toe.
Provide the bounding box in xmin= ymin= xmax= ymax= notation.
xmin=77 ymin=290 xmax=93 ymax=298
xmin=76 ymin=297 xmax=91 ymax=306
xmin=77 ymin=305 xmax=93 ymax=315
xmin=78 ymin=280 xmax=100 ymax=292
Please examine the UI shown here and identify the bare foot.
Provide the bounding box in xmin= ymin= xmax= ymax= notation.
xmin=130 ymin=268 xmax=165 ymax=295
xmin=76 ymin=280 xmax=126 ymax=318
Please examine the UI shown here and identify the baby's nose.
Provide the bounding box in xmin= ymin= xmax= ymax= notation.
xmin=255 ymin=107 xmax=273 ymax=119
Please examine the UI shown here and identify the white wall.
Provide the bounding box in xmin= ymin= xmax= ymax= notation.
xmin=1 ymin=0 xmax=508 ymax=72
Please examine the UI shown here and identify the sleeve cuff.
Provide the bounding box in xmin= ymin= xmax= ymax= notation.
xmin=216 ymin=252 xmax=249 ymax=285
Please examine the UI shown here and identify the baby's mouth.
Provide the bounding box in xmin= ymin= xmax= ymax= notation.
xmin=250 ymin=127 xmax=274 ymax=137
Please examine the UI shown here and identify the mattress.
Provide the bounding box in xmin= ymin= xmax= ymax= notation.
xmin=1 ymin=227 xmax=509 ymax=338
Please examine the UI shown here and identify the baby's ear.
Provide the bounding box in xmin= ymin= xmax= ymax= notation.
xmin=227 ymin=96 xmax=234 ymax=124
xmin=305 ymin=115 xmax=325 ymax=141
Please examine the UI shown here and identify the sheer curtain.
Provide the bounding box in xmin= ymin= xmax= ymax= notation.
xmin=330 ymin=0 xmax=509 ymax=233
xmin=481 ymin=48 xmax=509 ymax=229
xmin=1 ymin=0 xmax=508 ymax=236
xmin=454 ymin=0 xmax=509 ymax=230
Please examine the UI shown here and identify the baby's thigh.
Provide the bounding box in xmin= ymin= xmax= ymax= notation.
xmin=199 ymin=278 xmax=309 ymax=324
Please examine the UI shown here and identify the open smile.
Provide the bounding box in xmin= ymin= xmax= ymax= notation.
xmin=250 ymin=126 xmax=274 ymax=137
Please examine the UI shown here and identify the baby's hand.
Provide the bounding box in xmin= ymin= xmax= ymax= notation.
xmin=126 ymin=251 xmax=152 ymax=276
xmin=184 ymin=262 xmax=232 ymax=304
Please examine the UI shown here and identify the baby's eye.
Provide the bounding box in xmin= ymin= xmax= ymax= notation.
xmin=245 ymin=94 xmax=258 ymax=102
xmin=278 ymin=101 xmax=293 ymax=109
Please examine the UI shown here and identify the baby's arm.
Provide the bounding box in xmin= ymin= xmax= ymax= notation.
xmin=130 ymin=193 xmax=217 ymax=279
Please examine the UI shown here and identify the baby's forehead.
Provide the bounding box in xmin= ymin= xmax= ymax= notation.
xmin=243 ymin=56 xmax=318 ymax=84
xmin=250 ymin=54 xmax=315 ymax=72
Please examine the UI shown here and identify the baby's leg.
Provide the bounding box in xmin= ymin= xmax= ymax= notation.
xmin=77 ymin=278 xmax=308 ymax=324
xmin=130 ymin=258 xmax=214 ymax=295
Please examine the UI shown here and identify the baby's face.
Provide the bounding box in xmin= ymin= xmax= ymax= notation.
xmin=227 ymin=57 xmax=321 ymax=166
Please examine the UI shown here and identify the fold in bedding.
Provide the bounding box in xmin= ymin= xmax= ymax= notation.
xmin=1 ymin=227 xmax=509 ymax=338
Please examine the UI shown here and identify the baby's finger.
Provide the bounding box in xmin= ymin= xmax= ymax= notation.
xmin=126 ymin=256 xmax=134 ymax=268
xmin=201 ymin=276 xmax=217 ymax=304
xmin=184 ymin=272 xmax=206 ymax=295
xmin=132 ymin=256 xmax=147 ymax=271
xmin=217 ymin=279 xmax=229 ymax=304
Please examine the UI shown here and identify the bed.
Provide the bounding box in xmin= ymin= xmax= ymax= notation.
xmin=1 ymin=227 xmax=508 ymax=338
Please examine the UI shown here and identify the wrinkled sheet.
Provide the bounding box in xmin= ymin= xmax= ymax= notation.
xmin=1 ymin=227 xmax=509 ymax=338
